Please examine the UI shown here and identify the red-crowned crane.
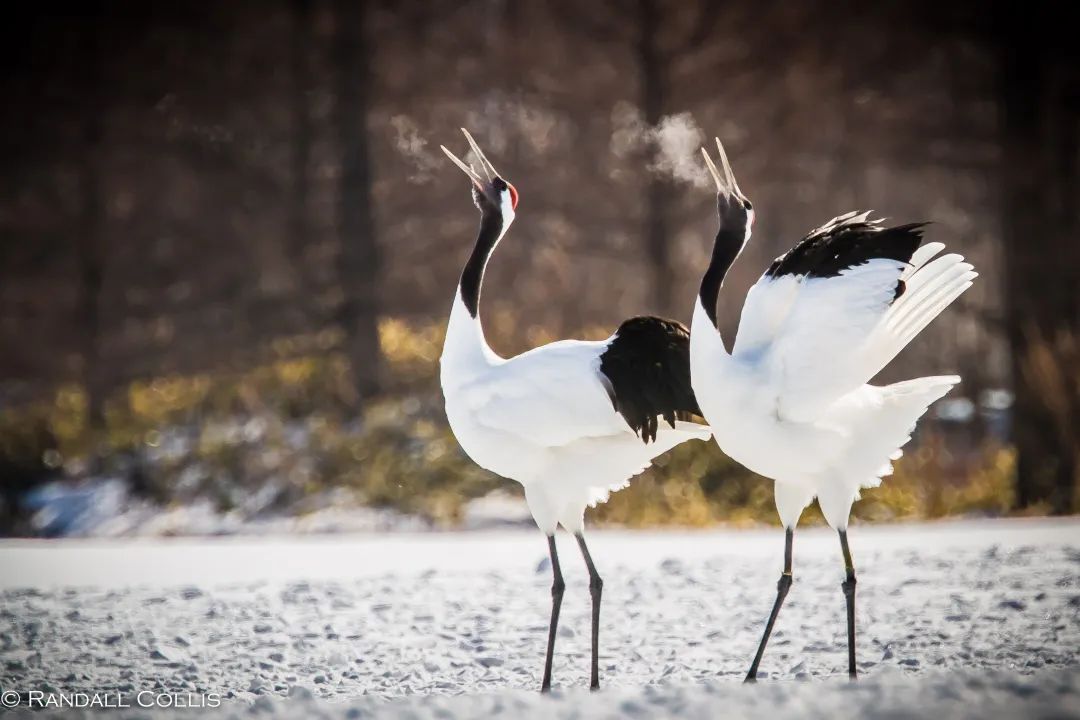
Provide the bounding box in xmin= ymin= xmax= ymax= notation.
xmin=439 ymin=129 xmax=710 ymax=691
xmin=690 ymin=138 xmax=976 ymax=681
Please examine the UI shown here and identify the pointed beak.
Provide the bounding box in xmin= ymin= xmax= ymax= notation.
xmin=700 ymin=137 xmax=745 ymax=200
xmin=460 ymin=128 xmax=499 ymax=180
xmin=700 ymin=145 xmax=728 ymax=195
xmin=440 ymin=144 xmax=484 ymax=189
xmin=440 ymin=128 xmax=500 ymax=190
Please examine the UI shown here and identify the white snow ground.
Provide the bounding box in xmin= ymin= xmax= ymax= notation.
xmin=0 ymin=518 xmax=1078 ymax=718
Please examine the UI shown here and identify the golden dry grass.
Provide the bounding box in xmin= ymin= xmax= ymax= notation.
xmin=1 ymin=317 xmax=1021 ymax=527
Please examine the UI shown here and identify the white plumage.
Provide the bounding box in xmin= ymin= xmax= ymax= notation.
xmin=437 ymin=129 xmax=709 ymax=691
xmin=692 ymin=244 xmax=975 ymax=522
xmin=442 ymin=305 xmax=709 ymax=534
xmin=691 ymin=138 xmax=977 ymax=681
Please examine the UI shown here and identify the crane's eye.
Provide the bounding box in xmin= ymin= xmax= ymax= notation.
xmin=743 ymin=199 xmax=753 ymax=211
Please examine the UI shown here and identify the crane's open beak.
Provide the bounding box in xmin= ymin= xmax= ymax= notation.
xmin=701 ymin=137 xmax=745 ymax=200
xmin=440 ymin=128 xmax=499 ymax=190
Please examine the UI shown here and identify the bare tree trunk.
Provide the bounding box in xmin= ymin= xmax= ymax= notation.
xmin=290 ymin=0 xmax=312 ymax=280
xmin=997 ymin=0 xmax=1080 ymax=513
xmin=78 ymin=3 xmax=106 ymax=434
xmin=334 ymin=0 xmax=382 ymax=405
xmin=1042 ymin=61 xmax=1080 ymax=513
xmin=637 ymin=0 xmax=675 ymax=317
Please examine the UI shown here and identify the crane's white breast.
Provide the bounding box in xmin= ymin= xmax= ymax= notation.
xmin=443 ymin=390 xmax=544 ymax=483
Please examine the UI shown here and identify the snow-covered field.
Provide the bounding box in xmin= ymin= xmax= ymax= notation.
xmin=1 ymin=518 xmax=1078 ymax=718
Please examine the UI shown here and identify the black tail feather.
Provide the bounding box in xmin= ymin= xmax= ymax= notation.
xmin=599 ymin=316 xmax=702 ymax=443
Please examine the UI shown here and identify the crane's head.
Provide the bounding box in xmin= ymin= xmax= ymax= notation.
xmin=440 ymin=128 xmax=519 ymax=222
xmin=701 ymin=137 xmax=754 ymax=239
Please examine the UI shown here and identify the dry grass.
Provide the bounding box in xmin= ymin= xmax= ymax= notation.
xmin=1 ymin=317 xmax=1021 ymax=528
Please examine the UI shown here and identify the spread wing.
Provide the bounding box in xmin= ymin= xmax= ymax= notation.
xmin=732 ymin=213 xmax=972 ymax=422
xmin=761 ymin=256 xmax=913 ymax=421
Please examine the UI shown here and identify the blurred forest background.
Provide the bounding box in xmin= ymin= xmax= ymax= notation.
xmin=1 ymin=0 xmax=1077 ymax=536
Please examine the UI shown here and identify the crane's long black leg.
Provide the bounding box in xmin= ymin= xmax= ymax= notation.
xmin=575 ymin=533 xmax=603 ymax=690
xmin=745 ymin=527 xmax=794 ymax=683
xmin=541 ymin=534 xmax=565 ymax=693
xmin=839 ymin=529 xmax=857 ymax=680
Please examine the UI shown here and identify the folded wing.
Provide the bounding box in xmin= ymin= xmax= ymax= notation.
xmin=465 ymin=340 xmax=628 ymax=449
xmin=469 ymin=316 xmax=705 ymax=448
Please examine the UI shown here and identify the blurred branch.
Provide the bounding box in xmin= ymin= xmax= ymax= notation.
xmin=661 ymin=0 xmax=722 ymax=59
xmin=550 ymin=0 xmax=631 ymax=45
xmin=378 ymin=0 xmax=460 ymax=41
xmin=952 ymin=298 xmax=1006 ymax=334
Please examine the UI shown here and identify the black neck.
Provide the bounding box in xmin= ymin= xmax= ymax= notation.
xmin=459 ymin=211 xmax=505 ymax=318
xmin=698 ymin=226 xmax=745 ymax=329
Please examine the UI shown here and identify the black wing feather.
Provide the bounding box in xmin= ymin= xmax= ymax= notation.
xmin=598 ymin=316 xmax=702 ymax=444
xmin=766 ymin=213 xmax=927 ymax=284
